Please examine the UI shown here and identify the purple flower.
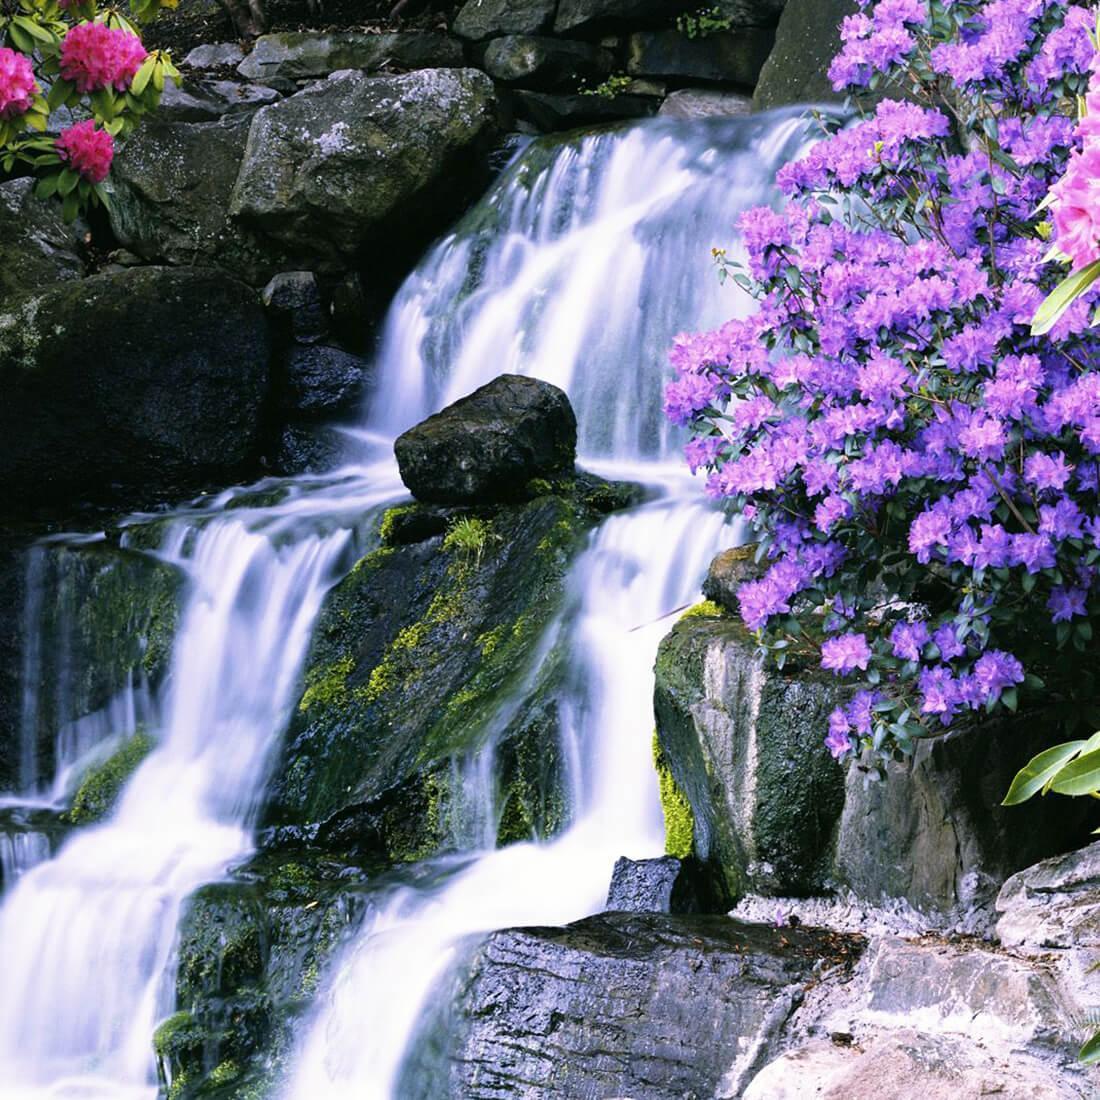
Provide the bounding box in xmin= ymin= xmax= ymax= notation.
xmin=1048 ymin=585 xmax=1088 ymax=623
xmin=972 ymin=650 xmax=1025 ymax=704
xmin=821 ymin=632 xmax=873 ymax=676
xmin=890 ymin=620 xmax=929 ymax=662
xmin=825 ymin=708 xmax=854 ymax=759
xmin=933 ymin=624 xmax=966 ymax=661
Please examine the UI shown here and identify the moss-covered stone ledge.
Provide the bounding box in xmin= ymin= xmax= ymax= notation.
xmin=262 ymin=472 xmax=640 ymax=863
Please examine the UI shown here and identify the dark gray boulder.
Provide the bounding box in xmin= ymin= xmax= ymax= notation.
xmin=605 ymin=855 xmax=726 ymax=913
xmin=395 ymin=375 xmax=577 ymax=505
xmin=0 ymin=179 xmax=84 ymax=300
xmin=627 ymin=27 xmax=776 ymax=86
xmin=262 ymin=271 xmax=327 ymax=344
xmin=453 ymin=0 xmax=558 ymax=40
xmin=229 ymin=68 xmax=500 ymax=277
xmin=510 ymin=88 xmax=659 ymax=130
xmin=702 ymin=544 xmax=763 ymax=613
xmin=408 ymin=912 xmax=855 ymax=1099
xmin=555 ymin=0 xmax=690 ymax=34
xmin=282 ymin=345 xmax=371 ymax=418
xmin=481 ymin=35 xmax=613 ymax=90
xmin=0 ymin=267 xmax=270 ymax=505
xmin=752 ymin=0 xmax=858 ymax=110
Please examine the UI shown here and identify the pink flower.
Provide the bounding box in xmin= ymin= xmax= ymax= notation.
xmin=1051 ymin=143 xmax=1100 ymax=272
xmin=56 ymin=120 xmax=113 ymax=183
xmin=0 ymin=46 xmax=38 ymax=121
xmin=59 ymin=22 xmax=147 ymax=94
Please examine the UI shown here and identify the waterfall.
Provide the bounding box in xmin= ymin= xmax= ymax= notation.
xmin=0 ymin=110 xmax=814 ymax=1098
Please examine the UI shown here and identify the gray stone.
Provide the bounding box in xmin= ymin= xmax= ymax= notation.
xmin=702 ymin=544 xmax=762 ymax=612
xmin=274 ymin=423 xmax=347 ymax=476
xmin=415 ymin=913 xmax=847 ymax=1100
xmin=229 ymin=69 xmax=499 ymax=275
xmin=753 ymin=0 xmax=858 ymax=111
xmin=659 ymin=86 xmax=754 ymax=117
xmin=395 ymin=374 xmax=576 ymax=505
xmin=283 ymin=345 xmax=370 ymax=417
xmin=654 ymin=613 xmax=846 ymax=901
xmin=605 ymin=855 xmax=725 ymax=913
xmin=481 ymin=35 xmax=613 ymax=90
xmin=511 ymin=88 xmax=658 ymax=130
xmin=0 ymin=267 xmax=270 ymax=505
xmin=237 ymin=31 xmax=465 ymax=84
xmin=0 ymin=179 xmax=84 ymax=300
xmin=997 ymin=841 xmax=1100 ymax=951
xmin=627 ymin=27 xmax=775 ymax=86
xmin=454 ymin=0 xmax=557 ymax=40
xmin=109 ymin=113 xmax=284 ymax=286
xmin=262 ymin=271 xmax=327 ymax=343
xmin=555 ymin=0 xmax=689 ymax=35
xmin=184 ymin=41 xmax=245 ymax=69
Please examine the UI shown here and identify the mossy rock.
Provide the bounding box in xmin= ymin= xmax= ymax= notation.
xmin=65 ymin=730 xmax=155 ymax=826
xmin=263 ymin=474 xmax=635 ymax=860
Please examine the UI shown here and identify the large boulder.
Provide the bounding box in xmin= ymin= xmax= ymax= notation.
xmin=554 ymin=0 xmax=691 ymax=34
xmin=0 ymin=179 xmax=84 ymax=299
xmin=753 ymin=0 xmax=858 ymax=111
xmin=408 ymin=913 xmax=852 ymax=1099
xmin=0 ymin=267 xmax=271 ymax=505
xmin=481 ymin=35 xmax=613 ymax=90
xmin=627 ymin=28 xmax=776 ymax=86
xmin=394 ymin=375 xmax=577 ymax=505
xmin=228 ymin=68 xmax=500 ymax=278
xmin=281 ymin=344 xmax=371 ymax=418
xmin=236 ymin=31 xmax=464 ymax=85
xmin=453 ymin=0 xmax=558 ymax=40
xmin=109 ymin=113 xmax=283 ymax=286
xmin=510 ymin=88 xmax=659 ymax=129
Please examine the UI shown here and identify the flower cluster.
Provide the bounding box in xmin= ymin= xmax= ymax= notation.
xmin=669 ymin=0 xmax=1100 ymax=764
xmin=58 ymin=21 xmax=147 ymax=94
xmin=0 ymin=46 xmax=36 ymax=121
xmin=56 ymin=119 xmax=113 ymax=182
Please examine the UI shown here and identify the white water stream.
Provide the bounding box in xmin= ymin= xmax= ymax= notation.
xmin=0 ymin=112 xmax=813 ymax=1098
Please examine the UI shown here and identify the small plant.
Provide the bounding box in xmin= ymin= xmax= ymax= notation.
xmin=443 ymin=516 xmax=498 ymax=565
xmin=580 ymin=72 xmax=633 ymax=99
xmin=676 ymin=6 xmax=734 ymax=39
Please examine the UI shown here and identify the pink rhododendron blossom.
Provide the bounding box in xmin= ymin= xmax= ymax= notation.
xmin=1051 ymin=144 xmax=1100 ymax=271
xmin=60 ymin=22 xmax=147 ymax=94
xmin=0 ymin=47 xmax=38 ymax=121
xmin=56 ymin=120 xmax=114 ymax=183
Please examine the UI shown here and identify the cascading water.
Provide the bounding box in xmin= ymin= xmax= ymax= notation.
xmin=0 ymin=110 xmax=815 ymax=1098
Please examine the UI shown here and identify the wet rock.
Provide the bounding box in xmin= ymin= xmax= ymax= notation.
xmin=510 ymin=88 xmax=659 ymax=129
xmin=627 ymin=28 xmax=776 ymax=86
xmin=413 ymin=912 xmax=855 ymax=1100
xmin=109 ymin=113 xmax=284 ymax=285
xmin=0 ymin=179 xmax=84 ymax=299
xmin=229 ymin=69 xmax=499 ymax=278
xmin=273 ymin=423 xmax=347 ymax=476
xmin=184 ymin=41 xmax=245 ymax=69
xmin=156 ymin=77 xmax=280 ymax=122
xmin=262 ymin=270 xmax=327 ymax=344
xmin=481 ymin=35 xmax=613 ymax=90
xmin=659 ymin=86 xmax=754 ymax=117
xmin=0 ymin=267 xmax=270 ymax=506
xmin=237 ymin=31 xmax=465 ymax=85
xmin=282 ymin=345 xmax=371 ymax=418
xmin=997 ymin=841 xmax=1100 ymax=951
xmin=654 ymin=610 xmax=846 ymax=901
xmin=701 ymin=544 xmax=761 ymax=612
xmin=395 ymin=375 xmax=577 ymax=505
xmin=453 ymin=0 xmax=558 ymax=40
xmin=555 ymin=0 xmax=691 ymax=35
xmin=605 ymin=855 xmax=726 ymax=913
xmin=709 ymin=0 xmax=788 ymax=23
xmin=753 ymin=0 xmax=859 ymax=111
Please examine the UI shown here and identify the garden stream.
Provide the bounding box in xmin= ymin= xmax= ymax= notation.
xmin=0 ymin=111 xmax=813 ymax=1098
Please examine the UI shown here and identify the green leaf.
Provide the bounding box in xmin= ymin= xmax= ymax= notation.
xmin=1079 ymin=1030 xmax=1100 ymax=1066
xmin=61 ymin=190 xmax=79 ymax=224
xmin=57 ymin=168 xmax=79 ymax=196
xmin=1050 ymin=748 xmax=1100 ymax=797
xmin=47 ymin=79 xmax=71 ymax=111
xmin=34 ymin=174 xmax=58 ymax=200
xmin=7 ymin=22 xmax=35 ymax=53
xmin=1032 ymin=260 xmax=1100 ymax=336
xmin=12 ymin=14 xmax=55 ymax=44
xmin=1002 ymin=740 xmax=1087 ymax=806
xmin=130 ymin=56 xmax=155 ymax=97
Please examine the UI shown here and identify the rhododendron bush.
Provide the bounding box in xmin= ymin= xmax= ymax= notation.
xmin=0 ymin=0 xmax=179 ymax=220
xmin=667 ymin=0 xmax=1100 ymax=778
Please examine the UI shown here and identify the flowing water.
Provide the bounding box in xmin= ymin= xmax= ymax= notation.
xmin=0 ymin=111 xmax=814 ymax=1098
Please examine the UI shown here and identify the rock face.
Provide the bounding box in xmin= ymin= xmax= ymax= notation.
xmin=753 ymin=0 xmax=858 ymax=110
xmin=481 ymin=35 xmax=613 ymax=89
xmin=628 ymin=28 xmax=776 ymax=86
xmin=395 ymin=376 xmax=578 ymax=505
xmin=0 ymin=179 xmax=84 ymax=300
xmin=654 ymin=606 xmax=846 ymax=901
xmin=229 ymin=68 xmax=499 ymax=277
xmin=410 ymin=913 xmax=849 ymax=1099
xmin=454 ymin=0 xmax=559 ymax=40
xmin=554 ymin=0 xmax=690 ymax=34
xmin=605 ymin=855 xmax=725 ymax=913
xmin=281 ymin=344 xmax=370 ymax=418
xmin=0 ymin=267 xmax=270 ymax=505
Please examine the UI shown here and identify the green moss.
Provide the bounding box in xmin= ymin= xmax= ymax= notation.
xmin=154 ymin=1012 xmax=197 ymax=1058
xmin=379 ymin=505 xmax=415 ymax=546
xmin=208 ymin=1060 xmax=241 ymax=1086
xmin=477 ymin=625 xmax=507 ymax=659
xmin=298 ymin=656 xmax=354 ymax=713
xmin=679 ymin=599 xmax=727 ymax=622
xmin=526 ymin=478 xmax=553 ymax=497
xmin=67 ymin=730 xmax=155 ymax=825
xmin=653 ymin=733 xmax=694 ymax=859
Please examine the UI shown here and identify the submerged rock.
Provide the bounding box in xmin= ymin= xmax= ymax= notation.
xmin=395 ymin=375 xmax=577 ymax=505
xmin=409 ymin=912 xmax=858 ymax=1099
xmin=0 ymin=267 xmax=270 ymax=505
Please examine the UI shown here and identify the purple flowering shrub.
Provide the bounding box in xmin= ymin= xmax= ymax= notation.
xmin=667 ymin=0 xmax=1100 ymax=767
